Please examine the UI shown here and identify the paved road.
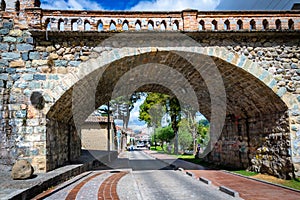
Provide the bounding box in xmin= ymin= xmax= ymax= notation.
xmin=34 ymin=151 xmax=238 ymax=200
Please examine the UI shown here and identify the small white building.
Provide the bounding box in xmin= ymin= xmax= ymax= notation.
xmin=81 ymin=115 xmax=116 ymax=151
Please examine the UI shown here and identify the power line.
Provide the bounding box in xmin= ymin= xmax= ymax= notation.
xmin=265 ymin=0 xmax=275 ymax=10
xmin=271 ymin=0 xmax=283 ymax=10
xmin=251 ymin=0 xmax=260 ymax=9
xmin=280 ymin=0 xmax=293 ymax=10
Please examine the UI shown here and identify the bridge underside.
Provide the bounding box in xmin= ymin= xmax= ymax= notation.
xmin=46 ymin=51 xmax=291 ymax=179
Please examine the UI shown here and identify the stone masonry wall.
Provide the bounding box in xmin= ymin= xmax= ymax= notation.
xmin=207 ymin=111 xmax=292 ymax=179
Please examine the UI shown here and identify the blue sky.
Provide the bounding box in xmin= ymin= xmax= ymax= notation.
xmin=41 ymin=0 xmax=298 ymax=11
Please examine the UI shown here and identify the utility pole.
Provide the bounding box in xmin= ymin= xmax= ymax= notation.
xmin=107 ymin=101 xmax=111 ymax=162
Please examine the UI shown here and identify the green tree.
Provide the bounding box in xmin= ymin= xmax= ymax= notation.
xmin=166 ymin=97 xmax=181 ymax=154
xmin=178 ymin=119 xmax=193 ymax=152
xmin=155 ymin=125 xmax=174 ymax=151
xmin=197 ymin=119 xmax=210 ymax=147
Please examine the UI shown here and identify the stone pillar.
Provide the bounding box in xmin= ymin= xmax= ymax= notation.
xmin=182 ymin=9 xmax=198 ymax=31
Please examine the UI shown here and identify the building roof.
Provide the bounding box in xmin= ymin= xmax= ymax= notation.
xmin=84 ymin=115 xmax=114 ymax=123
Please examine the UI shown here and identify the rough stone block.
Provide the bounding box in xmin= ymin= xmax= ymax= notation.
xmin=0 ymin=73 xmax=8 ymax=80
xmin=1 ymin=52 xmax=20 ymax=60
xmin=16 ymin=37 xmax=24 ymax=43
xmin=29 ymin=52 xmax=40 ymax=60
xmin=0 ymin=59 xmax=8 ymax=66
xmin=0 ymin=28 xmax=9 ymax=35
xmin=26 ymin=37 xmax=34 ymax=44
xmin=6 ymin=68 xmax=16 ymax=73
xmin=32 ymin=60 xmax=48 ymax=67
xmin=33 ymin=74 xmax=46 ymax=81
xmin=3 ymin=36 xmax=17 ymax=43
xmin=22 ymin=74 xmax=34 ymax=81
xmin=55 ymin=60 xmax=68 ymax=67
xmin=9 ymin=29 xmax=23 ymax=37
xmin=9 ymin=60 xmax=25 ymax=68
xmin=16 ymin=44 xmax=34 ymax=51
xmin=3 ymin=22 xmax=13 ymax=29
xmin=11 ymin=160 xmax=34 ymax=180
xmin=69 ymin=61 xmax=81 ymax=67
xmin=16 ymin=110 xmax=27 ymax=118
xmin=22 ymin=52 xmax=29 ymax=61
xmin=0 ymin=43 xmax=9 ymax=51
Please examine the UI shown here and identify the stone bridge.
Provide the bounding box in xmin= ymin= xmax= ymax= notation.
xmin=1 ymin=0 xmax=300 ymax=179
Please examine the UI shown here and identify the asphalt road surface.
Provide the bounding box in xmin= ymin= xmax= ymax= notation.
xmin=35 ymin=151 xmax=239 ymax=200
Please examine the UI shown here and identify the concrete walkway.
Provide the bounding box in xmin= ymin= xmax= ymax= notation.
xmin=144 ymin=150 xmax=300 ymax=200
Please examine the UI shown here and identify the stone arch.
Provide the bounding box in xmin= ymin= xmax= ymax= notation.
xmin=250 ymin=19 xmax=256 ymax=30
xmin=276 ymin=19 xmax=282 ymax=30
xmin=45 ymin=44 xmax=292 ymax=177
xmin=97 ymin=20 xmax=103 ymax=31
xmin=71 ymin=19 xmax=78 ymax=31
xmin=135 ymin=20 xmax=141 ymax=30
xmin=199 ymin=20 xmax=205 ymax=30
xmin=288 ymin=19 xmax=294 ymax=30
xmin=109 ymin=20 xmax=116 ymax=31
xmin=1 ymin=0 xmax=6 ymax=11
xmin=34 ymin=0 xmax=41 ymax=7
xmin=122 ymin=20 xmax=129 ymax=31
xmin=224 ymin=19 xmax=230 ymax=30
xmin=211 ymin=20 xmax=217 ymax=30
xmin=237 ymin=19 xmax=243 ymax=30
xmin=160 ymin=20 xmax=166 ymax=31
xmin=58 ymin=18 xmax=64 ymax=31
xmin=148 ymin=20 xmax=154 ymax=30
xmin=173 ymin=20 xmax=179 ymax=30
xmin=45 ymin=18 xmax=51 ymax=30
xmin=15 ymin=0 xmax=19 ymax=12
xmin=263 ymin=19 xmax=269 ymax=30
xmin=84 ymin=20 xmax=91 ymax=31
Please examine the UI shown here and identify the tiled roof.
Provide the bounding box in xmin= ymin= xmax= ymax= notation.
xmin=84 ymin=115 xmax=114 ymax=123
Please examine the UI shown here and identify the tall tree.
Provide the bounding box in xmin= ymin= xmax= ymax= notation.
xmin=166 ymin=97 xmax=181 ymax=154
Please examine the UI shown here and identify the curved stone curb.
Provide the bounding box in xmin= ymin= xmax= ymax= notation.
xmin=222 ymin=170 xmax=300 ymax=193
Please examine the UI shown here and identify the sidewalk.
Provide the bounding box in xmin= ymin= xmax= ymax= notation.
xmin=0 ymin=150 xmax=117 ymax=200
xmin=144 ymin=150 xmax=300 ymax=200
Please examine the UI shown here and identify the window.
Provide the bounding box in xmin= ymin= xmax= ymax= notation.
xmin=237 ymin=20 xmax=243 ymax=30
xmin=58 ymin=19 xmax=64 ymax=31
xmin=15 ymin=0 xmax=20 ymax=12
xmin=148 ymin=20 xmax=154 ymax=30
xmin=250 ymin=19 xmax=256 ymax=30
xmin=34 ymin=0 xmax=41 ymax=7
xmin=122 ymin=20 xmax=129 ymax=31
xmin=45 ymin=19 xmax=51 ymax=30
xmin=173 ymin=20 xmax=179 ymax=31
xmin=109 ymin=21 xmax=116 ymax=31
xmin=97 ymin=21 xmax=103 ymax=31
xmin=224 ymin=19 xmax=230 ymax=30
xmin=1 ymin=0 xmax=6 ymax=11
xmin=288 ymin=19 xmax=294 ymax=30
xmin=72 ymin=19 xmax=78 ymax=31
xmin=160 ymin=20 xmax=166 ymax=31
xmin=135 ymin=20 xmax=141 ymax=31
xmin=199 ymin=20 xmax=205 ymax=30
xmin=84 ymin=21 xmax=91 ymax=31
xmin=262 ymin=19 xmax=269 ymax=30
xmin=212 ymin=20 xmax=217 ymax=30
xmin=275 ymin=19 xmax=281 ymax=30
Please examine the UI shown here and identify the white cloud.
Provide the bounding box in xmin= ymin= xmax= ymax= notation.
xmin=41 ymin=0 xmax=103 ymax=10
xmin=131 ymin=0 xmax=220 ymax=11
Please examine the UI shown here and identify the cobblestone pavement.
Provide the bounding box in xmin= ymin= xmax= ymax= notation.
xmin=143 ymin=150 xmax=300 ymax=200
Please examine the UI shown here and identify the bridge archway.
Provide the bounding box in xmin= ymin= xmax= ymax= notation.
xmin=44 ymin=34 xmax=293 ymax=178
